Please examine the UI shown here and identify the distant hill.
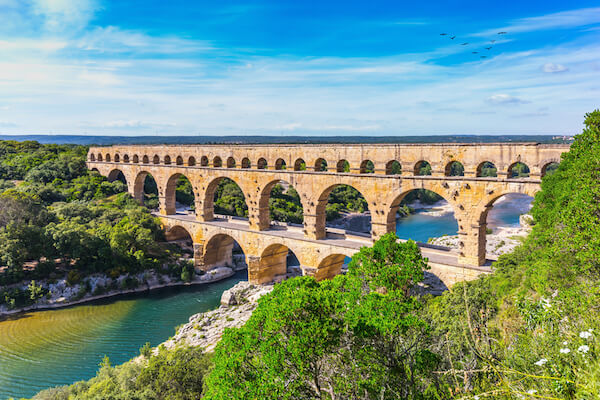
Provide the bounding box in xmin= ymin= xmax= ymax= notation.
xmin=0 ymin=134 xmax=572 ymax=145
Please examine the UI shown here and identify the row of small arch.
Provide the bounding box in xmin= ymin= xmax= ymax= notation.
xmin=91 ymin=153 xmax=558 ymax=177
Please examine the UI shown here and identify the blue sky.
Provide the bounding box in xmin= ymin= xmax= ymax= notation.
xmin=0 ymin=0 xmax=599 ymax=136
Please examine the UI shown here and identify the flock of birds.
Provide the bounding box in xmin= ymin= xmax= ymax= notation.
xmin=440 ymin=31 xmax=508 ymax=59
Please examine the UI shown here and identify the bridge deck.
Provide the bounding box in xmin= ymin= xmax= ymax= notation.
xmin=158 ymin=212 xmax=493 ymax=272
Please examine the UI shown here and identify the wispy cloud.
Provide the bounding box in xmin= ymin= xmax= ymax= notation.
xmin=542 ymin=63 xmax=568 ymax=73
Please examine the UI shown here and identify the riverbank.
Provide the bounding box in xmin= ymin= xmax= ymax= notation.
xmin=0 ymin=266 xmax=242 ymax=318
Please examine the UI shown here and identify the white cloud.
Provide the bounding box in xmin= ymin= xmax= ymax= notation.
xmin=31 ymin=0 xmax=100 ymax=32
xmin=475 ymin=7 xmax=600 ymax=36
xmin=78 ymin=71 xmax=122 ymax=86
xmin=542 ymin=63 xmax=568 ymax=73
xmin=486 ymin=94 xmax=529 ymax=105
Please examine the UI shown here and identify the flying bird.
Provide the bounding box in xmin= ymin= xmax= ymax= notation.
xmin=498 ymin=31 xmax=507 ymax=34
xmin=461 ymin=42 xmax=469 ymax=45
xmin=450 ymin=36 xmax=456 ymax=40
xmin=485 ymin=47 xmax=492 ymax=50
xmin=440 ymin=33 xmax=448 ymax=36
xmin=472 ymin=51 xmax=478 ymax=54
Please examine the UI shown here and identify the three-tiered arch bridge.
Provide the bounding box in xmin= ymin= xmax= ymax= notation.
xmin=87 ymin=143 xmax=568 ymax=286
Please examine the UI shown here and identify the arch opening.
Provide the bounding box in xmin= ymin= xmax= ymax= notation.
xmin=142 ymin=155 xmax=149 ymax=164
xmin=123 ymin=154 xmax=129 ymax=163
xmin=259 ymin=180 xmax=304 ymax=228
xmin=176 ymin=156 xmax=184 ymax=166
xmin=477 ymin=161 xmax=497 ymax=177
xmin=97 ymin=153 xmax=103 ymax=162
xmin=477 ymin=193 xmax=535 ymax=259
xmin=360 ymin=160 xmax=374 ymax=174
xmin=414 ymin=160 xmax=432 ymax=176
xmin=188 ymin=156 xmax=196 ymax=166
xmin=105 ymin=153 xmax=111 ymax=162
xmin=206 ymin=177 xmax=248 ymax=220
xmin=227 ymin=157 xmax=236 ymax=168
xmin=201 ymin=156 xmax=209 ymax=166
xmin=318 ymin=184 xmax=370 ymax=236
xmin=164 ymin=155 xmax=171 ymax=165
xmin=107 ymin=169 xmax=126 ymax=185
xmin=165 ymin=173 xmax=195 ymax=215
xmin=257 ymin=243 xmax=302 ymax=284
xmin=337 ymin=160 xmax=350 ymax=173
xmin=275 ymin=158 xmax=286 ymax=170
xmin=241 ymin=157 xmax=251 ymax=168
xmin=134 ymin=172 xmax=159 ymax=209
xmin=314 ymin=158 xmax=328 ymax=172
xmin=388 ymin=189 xmax=457 ymax=244
xmin=153 ymin=155 xmax=160 ymax=164
xmin=542 ymin=162 xmax=559 ymax=177
xmin=132 ymin=155 xmax=139 ymax=163
xmin=508 ymin=162 xmax=530 ymax=178
xmin=386 ymin=160 xmax=401 ymax=175
xmin=257 ymin=158 xmax=267 ymax=169
xmin=203 ymin=234 xmax=247 ymax=273
xmin=445 ymin=161 xmax=464 ymax=176
xmin=89 ymin=153 xmax=96 ymax=161
xmin=316 ymin=253 xmax=347 ymax=281
xmin=114 ymin=154 xmax=120 ymax=162
xmin=213 ymin=156 xmax=223 ymax=168
xmin=294 ymin=158 xmax=306 ymax=171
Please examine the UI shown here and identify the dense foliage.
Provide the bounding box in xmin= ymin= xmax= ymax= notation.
xmin=33 ymin=347 xmax=211 ymax=400
xmin=0 ymin=141 xmax=184 ymax=309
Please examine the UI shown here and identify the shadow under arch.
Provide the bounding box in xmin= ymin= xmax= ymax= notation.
xmin=203 ymin=176 xmax=249 ymax=221
xmin=541 ymin=160 xmax=560 ymax=177
xmin=164 ymin=172 xmax=195 ymax=215
xmin=107 ymin=168 xmax=127 ymax=184
xmin=257 ymin=179 xmax=304 ymax=229
xmin=337 ymin=159 xmax=350 ymax=173
xmin=476 ymin=161 xmax=497 ymax=177
xmin=386 ymin=187 xmax=458 ymax=243
xmin=315 ymin=253 xmax=347 ymax=281
xmin=445 ymin=161 xmax=464 ymax=176
xmin=203 ymin=233 xmax=247 ymax=272
xmin=508 ymin=162 xmax=530 ymax=178
xmin=294 ymin=158 xmax=306 ymax=171
xmin=256 ymin=243 xmax=301 ymax=284
xmin=316 ymin=183 xmax=371 ymax=238
xmin=164 ymin=224 xmax=193 ymax=242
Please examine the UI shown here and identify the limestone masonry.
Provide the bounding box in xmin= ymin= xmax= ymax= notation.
xmin=87 ymin=143 xmax=568 ymax=287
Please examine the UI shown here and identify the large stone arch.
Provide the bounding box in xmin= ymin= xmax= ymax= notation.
xmin=202 ymin=232 xmax=248 ymax=271
xmin=164 ymin=224 xmax=194 ymax=242
xmin=312 ymin=253 xmax=347 ymax=281
xmin=107 ymin=168 xmax=127 ymax=184
xmin=201 ymin=176 xmax=250 ymax=222
xmin=256 ymin=178 xmax=306 ymax=230
xmin=540 ymin=158 xmax=560 ymax=177
xmin=311 ymin=181 xmax=375 ymax=239
xmin=163 ymin=172 xmax=197 ymax=215
xmin=133 ymin=170 xmax=155 ymax=203
xmin=253 ymin=243 xmax=294 ymax=284
xmin=383 ymin=182 xmax=459 ymax=236
xmin=476 ymin=161 xmax=498 ymax=177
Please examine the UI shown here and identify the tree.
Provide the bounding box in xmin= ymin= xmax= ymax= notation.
xmin=204 ymin=233 xmax=441 ymax=400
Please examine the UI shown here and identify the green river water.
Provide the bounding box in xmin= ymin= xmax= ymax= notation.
xmin=0 ymin=271 xmax=246 ymax=399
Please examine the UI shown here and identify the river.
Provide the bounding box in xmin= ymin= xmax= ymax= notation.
xmin=0 ymin=194 xmax=531 ymax=399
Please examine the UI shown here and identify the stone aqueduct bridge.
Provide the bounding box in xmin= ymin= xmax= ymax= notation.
xmin=87 ymin=143 xmax=569 ymax=285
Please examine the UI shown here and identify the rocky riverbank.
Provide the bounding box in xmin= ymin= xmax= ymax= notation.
xmin=162 ymin=281 xmax=273 ymax=352
xmin=429 ymin=219 xmax=532 ymax=258
xmin=0 ymin=266 xmax=239 ymax=317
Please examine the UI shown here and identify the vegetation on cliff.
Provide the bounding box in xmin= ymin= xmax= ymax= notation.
xmin=0 ymin=142 xmax=189 ymax=310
